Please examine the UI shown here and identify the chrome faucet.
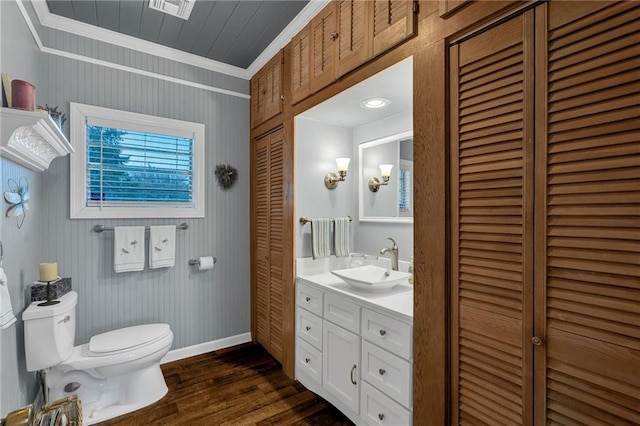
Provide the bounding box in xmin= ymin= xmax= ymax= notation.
xmin=379 ymin=237 xmax=399 ymax=271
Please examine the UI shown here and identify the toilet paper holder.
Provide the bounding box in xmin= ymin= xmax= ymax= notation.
xmin=188 ymin=257 xmax=217 ymax=266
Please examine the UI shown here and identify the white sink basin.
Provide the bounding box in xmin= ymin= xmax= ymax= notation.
xmin=331 ymin=265 xmax=411 ymax=292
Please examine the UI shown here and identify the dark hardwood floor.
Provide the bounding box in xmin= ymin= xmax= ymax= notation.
xmin=97 ymin=343 xmax=353 ymax=425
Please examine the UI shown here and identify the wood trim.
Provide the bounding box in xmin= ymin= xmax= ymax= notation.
xmin=413 ymin=40 xmax=449 ymax=426
xmin=281 ymin=120 xmax=296 ymax=378
xmin=448 ymin=42 xmax=461 ymax=426
xmin=533 ymin=3 xmax=549 ymax=423
xmin=522 ymin=9 xmax=536 ymax=424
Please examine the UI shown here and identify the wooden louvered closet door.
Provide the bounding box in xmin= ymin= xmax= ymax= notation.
xmin=253 ymin=128 xmax=285 ymax=362
xmin=337 ymin=0 xmax=371 ymax=76
xmin=451 ymin=2 xmax=640 ymax=424
xmin=450 ymin=10 xmax=535 ymax=425
xmin=535 ymin=2 xmax=640 ymax=424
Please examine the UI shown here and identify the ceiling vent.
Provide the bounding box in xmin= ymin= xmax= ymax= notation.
xmin=149 ymin=0 xmax=195 ymax=20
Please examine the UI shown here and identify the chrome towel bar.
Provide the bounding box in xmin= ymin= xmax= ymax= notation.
xmin=93 ymin=223 xmax=189 ymax=233
xmin=299 ymin=216 xmax=352 ymax=225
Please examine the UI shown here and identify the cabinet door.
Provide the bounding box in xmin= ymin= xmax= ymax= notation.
xmin=450 ymin=10 xmax=535 ymax=425
xmin=311 ymin=2 xmax=338 ymax=93
xmin=323 ymin=320 xmax=360 ymax=413
xmin=263 ymin=52 xmax=283 ymax=122
xmin=372 ymin=0 xmax=416 ymax=56
xmin=291 ymin=24 xmax=312 ymax=105
xmin=250 ymin=71 xmax=266 ymax=128
xmin=535 ymin=2 xmax=640 ymax=424
xmin=337 ymin=0 xmax=371 ymax=76
xmin=253 ymin=128 xmax=285 ymax=362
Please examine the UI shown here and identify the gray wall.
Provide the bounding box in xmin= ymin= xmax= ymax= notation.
xmin=1 ymin=0 xmax=46 ymax=416
xmin=295 ymin=118 xmax=354 ymax=258
xmin=1 ymin=0 xmax=250 ymax=416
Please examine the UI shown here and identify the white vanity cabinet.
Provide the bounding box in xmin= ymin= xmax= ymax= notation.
xmin=295 ymin=274 xmax=413 ymax=425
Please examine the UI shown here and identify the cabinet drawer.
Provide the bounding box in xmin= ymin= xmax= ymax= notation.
xmin=361 ymin=340 xmax=412 ymax=408
xmin=362 ymin=309 xmax=412 ymax=360
xmin=324 ymin=293 xmax=360 ymax=334
xmin=361 ymin=381 xmax=411 ymax=426
xmin=297 ymin=282 xmax=323 ymax=316
xmin=297 ymin=308 xmax=323 ymax=350
xmin=297 ymin=338 xmax=322 ymax=386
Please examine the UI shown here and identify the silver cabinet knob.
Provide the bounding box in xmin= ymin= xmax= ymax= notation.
xmin=379 ymin=329 xmax=386 ymax=336
xmin=305 ymin=357 xmax=310 ymax=363
xmin=378 ymin=413 xmax=385 ymax=421
xmin=305 ymin=297 xmax=311 ymax=302
xmin=378 ymin=368 xmax=386 ymax=375
xmin=305 ymin=326 xmax=311 ymax=331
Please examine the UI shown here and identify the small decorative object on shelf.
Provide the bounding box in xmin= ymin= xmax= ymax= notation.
xmin=215 ymin=163 xmax=238 ymax=190
xmin=37 ymin=104 xmax=67 ymax=130
xmin=3 ymin=177 xmax=30 ymax=229
xmin=11 ymin=79 xmax=35 ymax=111
xmin=34 ymin=395 xmax=82 ymax=426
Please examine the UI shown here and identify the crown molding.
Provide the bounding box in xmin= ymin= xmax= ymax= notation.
xmin=246 ymin=0 xmax=330 ymax=77
xmin=29 ymin=0 xmax=328 ymax=81
xmin=31 ymin=0 xmax=250 ymax=79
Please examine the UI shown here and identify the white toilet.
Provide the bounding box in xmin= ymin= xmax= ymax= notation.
xmin=23 ymin=291 xmax=174 ymax=425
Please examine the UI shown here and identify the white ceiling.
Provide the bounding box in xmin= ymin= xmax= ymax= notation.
xmin=299 ymin=57 xmax=413 ymax=128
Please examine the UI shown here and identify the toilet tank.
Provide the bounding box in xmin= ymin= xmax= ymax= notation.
xmin=23 ymin=291 xmax=77 ymax=371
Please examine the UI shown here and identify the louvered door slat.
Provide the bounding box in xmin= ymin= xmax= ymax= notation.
xmin=536 ymin=2 xmax=640 ymax=424
xmin=451 ymin=12 xmax=534 ymax=424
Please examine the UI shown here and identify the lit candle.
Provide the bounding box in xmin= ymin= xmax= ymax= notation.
xmin=39 ymin=262 xmax=58 ymax=282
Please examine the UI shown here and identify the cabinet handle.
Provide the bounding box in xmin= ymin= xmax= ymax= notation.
xmin=379 ymin=329 xmax=386 ymax=336
xmin=378 ymin=413 xmax=385 ymax=421
xmin=378 ymin=368 xmax=386 ymax=376
xmin=305 ymin=297 xmax=311 ymax=302
xmin=532 ymin=336 xmax=544 ymax=346
xmin=330 ymin=31 xmax=339 ymax=41
xmin=305 ymin=326 xmax=311 ymax=331
xmin=305 ymin=357 xmax=310 ymax=363
xmin=350 ymin=364 xmax=357 ymax=385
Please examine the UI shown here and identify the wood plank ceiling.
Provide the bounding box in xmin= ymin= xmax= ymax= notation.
xmin=45 ymin=0 xmax=309 ymax=69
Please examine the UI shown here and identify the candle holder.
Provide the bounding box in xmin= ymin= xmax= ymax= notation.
xmin=38 ymin=281 xmax=61 ymax=306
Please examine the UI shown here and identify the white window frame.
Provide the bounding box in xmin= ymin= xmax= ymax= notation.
xmin=69 ymin=102 xmax=205 ymax=219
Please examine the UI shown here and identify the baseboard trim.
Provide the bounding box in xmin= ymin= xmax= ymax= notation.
xmin=161 ymin=332 xmax=252 ymax=364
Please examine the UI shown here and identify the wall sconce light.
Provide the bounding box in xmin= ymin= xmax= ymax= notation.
xmin=369 ymin=164 xmax=393 ymax=192
xmin=325 ymin=157 xmax=350 ymax=189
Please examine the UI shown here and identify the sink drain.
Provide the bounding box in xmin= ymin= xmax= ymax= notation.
xmin=64 ymin=382 xmax=80 ymax=393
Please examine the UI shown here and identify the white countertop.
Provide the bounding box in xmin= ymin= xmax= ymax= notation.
xmin=297 ymin=271 xmax=414 ymax=323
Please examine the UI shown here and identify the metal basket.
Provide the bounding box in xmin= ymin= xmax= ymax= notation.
xmin=33 ymin=395 xmax=82 ymax=426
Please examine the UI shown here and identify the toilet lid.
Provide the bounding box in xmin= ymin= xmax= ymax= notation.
xmin=88 ymin=324 xmax=171 ymax=356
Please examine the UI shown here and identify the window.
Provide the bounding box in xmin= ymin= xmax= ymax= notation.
xmin=399 ymin=168 xmax=411 ymax=213
xmin=70 ymin=103 xmax=205 ymax=218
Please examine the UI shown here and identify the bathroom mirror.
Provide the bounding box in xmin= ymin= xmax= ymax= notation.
xmin=359 ymin=131 xmax=413 ymax=223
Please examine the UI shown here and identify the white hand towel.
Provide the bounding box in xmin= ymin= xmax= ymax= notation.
xmin=149 ymin=225 xmax=176 ymax=269
xmin=114 ymin=226 xmax=145 ymax=273
xmin=311 ymin=218 xmax=331 ymax=259
xmin=0 ymin=267 xmax=17 ymax=330
xmin=333 ymin=217 xmax=350 ymax=257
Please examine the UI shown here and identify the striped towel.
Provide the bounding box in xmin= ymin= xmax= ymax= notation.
xmin=311 ymin=218 xmax=331 ymax=259
xmin=333 ymin=217 xmax=351 ymax=257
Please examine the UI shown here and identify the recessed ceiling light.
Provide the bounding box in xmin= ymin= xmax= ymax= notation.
xmin=149 ymin=0 xmax=195 ymax=20
xmin=360 ymin=98 xmax=391 ymax=109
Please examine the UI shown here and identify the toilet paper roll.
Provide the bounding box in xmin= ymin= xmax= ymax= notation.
xmin=197 ymin=256 xmax=215 ymax=271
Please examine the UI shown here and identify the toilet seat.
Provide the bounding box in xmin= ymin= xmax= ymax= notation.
xmin=88 ymin=324 xmax=171 ymax=357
